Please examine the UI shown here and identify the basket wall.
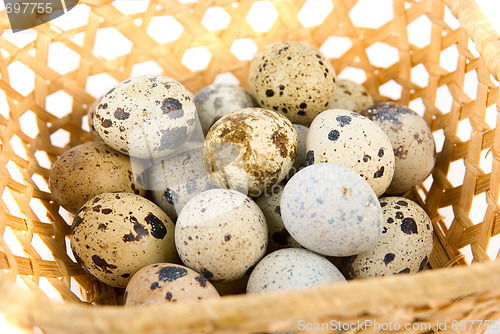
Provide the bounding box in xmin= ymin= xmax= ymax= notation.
xmin=0 ymin=0 xmax=500 ymax=333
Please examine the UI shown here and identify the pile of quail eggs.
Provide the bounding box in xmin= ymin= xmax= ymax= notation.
xmin=49 ymin=41 xmax=436 ymax=305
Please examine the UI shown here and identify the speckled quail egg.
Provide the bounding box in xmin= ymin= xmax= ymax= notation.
xmin=49 ymin=141 xmax=146 ymax=214
xmin=70 ymin=192 xmax=177 ymax=288
xmin=175 ymin=189 xmax=268 ymax=282
xmin=145 ymin=146 xmax=219 ymax=220
xmin=360 ymin=102 xmax=436 ymax=194
xmin=203 ymin=107 xmax=297 ymax=197
xmin=194 ymin=83 xmax=259 ymax=135
xmin=287 ymin=123 xmax=309 ymax=179
xmin=306 ymin=109 xmax=395 ymax=197
xmin=255 ymin=186 xmax=301 ymax=254
xmin=94 ymin=75 xmax=197 ymax=159
xmin=247 ymin=248 xmax=345 ymax=294
xmin=281 ymin=163 xmax=383 ymax=257
xmin=124 ymin=263 xmax=220 ymax=305
xmin=342 ymin=196 xmax=433 ymax=278
xmin=328 ymin=79 xmax=374 ymax=113
xmin=87 ymin=97 xmax=104 ymax=142
xmin=249 ymin=41 xmax=336 ymax=126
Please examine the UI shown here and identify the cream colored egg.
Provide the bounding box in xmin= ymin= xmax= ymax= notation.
xmin=360 ymin=102 xmax=436 ymax=194
xmin=255 ymin=186 xmax=301 ymax=254
xmin=124 ymin=263 xmax=220 ymax=305
xmin=203 ymin=107 xmax=297 ymax=197
xmin=329 ymin=79 xmax=374 ymax=113
xmin=94 ymin=75 xmax=196 ymax=159
xmin=342 ymin=196 xmax=433 ymax=278
xmin=249 ymin=41 xmax=336 ymax=126
xmin=70 ymin=192 xmax=178 ymax=288
xmin=306 ymin=109 xmax=395 ymax=197
xmin=49 ymin=141 xmax=146 ymax=214
xmin=175 ymin=189 xmax=268 ymax=282
xmin=87 ymin=96 xmax=104 ymax=142
xmin=194 ymin=83 xmax=258 ymax=135
xmin=145 ymin=146 xmax=219 ymax=220
xmin=247 ymin=248 xmax=345 ymax=294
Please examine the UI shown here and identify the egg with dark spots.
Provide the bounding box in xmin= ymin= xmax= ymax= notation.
xmin=70 ymin=192 xmax=178 ymax=288
xmin=246 ymin=248 xmax=345 ymax=294
xmin=49 ymin=141 xmax=146 ymax=214
xmin=203 ymin=108 xmax=297 ymax=197
xmin=342 ymin=196 xmax=433 ymax=279
xmin=145 ymin=147 xmax=219 ymax=220
xmin=175 ymin=189 xmax=268 ymax=281
xmin=360 ymin=102 xmax=436 ymax=194
xmin=194 ymin=84 xmax=259 ymax=136
xmin=286 ymin=123 xmax=309 ymax=179
xmin=87 ymin=96 xmax=104 ymax=142
xmin=249 ymin=41 xmax=336 ymax=126
xmin=94 ymin=75 xmax=196 ymax=159
xmin=124 ymin=263 xmax=219 ymax=306
xmin=328 ymin=79 xmax=374 ymax=113
xmin=281 ymin=163 xmax=383 ymax=256
xmin=306 ymin=109 xmax=395 ymax=197
xmin=255 ymin=187 xmax=301 ymax=254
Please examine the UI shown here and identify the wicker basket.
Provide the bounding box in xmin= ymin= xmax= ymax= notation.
xmin=1 ymin=0 xmax=500 ymax=333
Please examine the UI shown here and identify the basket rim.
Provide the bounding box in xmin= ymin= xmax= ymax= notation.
xmin=1 ymin=260 xmax=500 ymax=333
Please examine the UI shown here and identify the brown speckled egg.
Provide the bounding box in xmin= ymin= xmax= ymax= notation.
xmin=145 ymin=147 xmax=219 ymax=220
xmin=94 ymin=75 xmax=196 ymax=159
xmin=203 ymin=108 xmax=297 ymax=197
xmin=329 ymin=79 xmax=374 ymax=113
xmin=87 ymin=97 xmax=104 ymax=142
xmin=70 ymin=192 xmax=178 ymax=288
xmin=287 ymin=123 xmax=309 ymax=178
xmin=49 ymin=141 xmax=146 ymax=214
xmin=194 ymin=83 xmax=258 ymax=135
xmin=124 ymin=263 xmax=220 ymax=305
xmin=249 ymin=41 xmax=336 ymax=126
xmin=306 ymin=109 xmax=395 ymax=197
xmin=342 ymin=196 xmax=433 ymax=279
xmin=360 ymin=102 xmax=436 ymax=194
xmin=175 ymin=189 xmax=268 ymax=282
xmin=254 ymin=187 xmax=301 ymax=254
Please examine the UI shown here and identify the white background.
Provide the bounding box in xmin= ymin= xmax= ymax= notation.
xmin=0 ymin=0 xmax=499 ymax=333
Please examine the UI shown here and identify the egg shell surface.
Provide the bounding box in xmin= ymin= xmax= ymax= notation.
xmin=329 ymin=79 xmax=374 ymax=113
xmin=360 ymin=102 xmax=436 ymax=194
xmin=249 ymin=41 xmax=336 ymax=126
xmin=49 ymin=141 xmax=146 ymax=214
xmin=281 ymin=163 xmax=383 ymax=257
xmin=146 ymin=147 xmax=219 ymax=220
xmin=194 ymin=83 xmax=258 ymax=135
xmin=94 ymin=75 xmax=196 ymax=159
xmin=87 ymin=97 xmax=104 ymax=142
xmin=342 ymin=196 xmax=434 ymax=278
xmin=124 ymin=263 xmax=220 ymax=305
xmin=70 ymin=192 xmax=177 ymax=288
xmin=175 ymin=189 xmax=268 ymax=282
xmin=306 ymin=109 xmax=395 ymax=197
xmin=255 ymin=186 xmax=301 ymax=254
xmin=203 ymin=107 xmax=297 ymax=197
xmin=246 ymin=248 xmax=345 ymax=294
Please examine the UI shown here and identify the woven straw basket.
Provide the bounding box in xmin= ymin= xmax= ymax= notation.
xmin=1 ymin=0 xmax=500 ymax=333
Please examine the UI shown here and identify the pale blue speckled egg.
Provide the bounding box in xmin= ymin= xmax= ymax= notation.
xmin=280 ymin=163 xmax=383 ymax=257
xmin=246 ymin=248 xmax=345 ymax=294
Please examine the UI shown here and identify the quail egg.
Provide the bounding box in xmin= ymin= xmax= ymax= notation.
xmin=249 ymin=41 xmax=336 ymax=126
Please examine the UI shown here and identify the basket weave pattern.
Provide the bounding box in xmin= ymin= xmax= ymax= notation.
xmin=0 ymin=0 xmax=500 ymax=333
